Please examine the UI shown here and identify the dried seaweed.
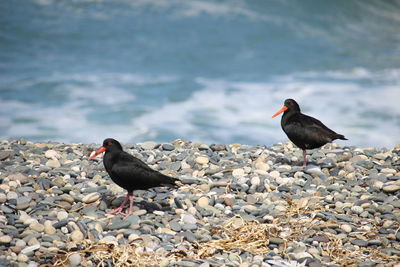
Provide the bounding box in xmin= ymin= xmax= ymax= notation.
xmin=53 ymin=195 xmax=400 ymax=266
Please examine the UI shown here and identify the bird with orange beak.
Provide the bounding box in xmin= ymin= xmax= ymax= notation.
xmin=272 ymin=99 xmax=347 ymax=167
xmin=89 ymin=138 xmax=179 ymax=217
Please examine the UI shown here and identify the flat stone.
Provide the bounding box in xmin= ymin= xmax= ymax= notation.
xmin=7 ymin=173 xmax=29 ymax=184
xmin=195 ymin=156 xmax=209 ymax=165
xmin=351 ymin=239 xmax=368 ymax=247
xmin=382 ymin=184 xmax=400 ymax=193
xmin=182 ymin=214 xmax=197 ymax=224
xmin=46 ymin=159 xmax=61 ymax=168
xmin=82 ymin=192 xmax=100 ymax=203
xmin=269 ymin=237 xmax=285 ymax=244
xmin=313 ymin=234 xmax=330 ymax=243
xmin=255 ymin=162 xmax=269 ymax=171
xmin=53 ymin=219 xmax=68 ymax=228
xmin=351 ymin=206 xmax=364 ymax=214
xmin=162 ymin=143 xmax=175 ymax=151
xmin=0 ymin=235 xmax=12 ymax=244
xmin=125 ymin=215 xmax=140 ymax=225
xmin=380 ymin=168 xmax=397 ymax=174
xmin=232 ymin=168 xmax=245 ymax=178
xmin=29 ymin=222 xmax=44 ymax=232
xmin=341 ymin=224 xmax=352 ymax=233
xmin=107 ymin=220 xmax=131 ymax=230
xmin=269 ymin=170 xmax=280 ymax=178
xmin=169 ymin=221 xmax=182 ymax=232
xmin=57 ymin=211 xmax=69 ymax=220
xmin=0 ymin=150 xmax=14 ymax=160
xmin=44 ymin=224 xmax=57 ymax=235
xmin=139 ymin=141 xmax=159 ymax=150
xmin=16 ymin=196 xmax=31 ymax=210
xmin=132 ymin=209 xmax=147 ymax=216
xmin=20 ymin=244 xmax=40 ymax=255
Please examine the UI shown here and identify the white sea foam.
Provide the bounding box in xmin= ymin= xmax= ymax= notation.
xmin=1 ymin=69 xmax=399 ymax=148
xmin=131 ymin=69 xmax=400 ymax=148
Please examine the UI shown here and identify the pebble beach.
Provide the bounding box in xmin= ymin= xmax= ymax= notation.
xmin=0 ymin=138 xmax=399 ymax=267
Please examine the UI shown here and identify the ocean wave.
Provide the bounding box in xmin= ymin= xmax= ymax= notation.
xmin=1 ymin=69 xmax=399 ymax=147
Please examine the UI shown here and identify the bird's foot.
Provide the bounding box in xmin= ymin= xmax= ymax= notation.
xmin=124 ymin=211 xmax=133 ymax=218
xmin=109 ymin=207 xmax=125 ymax=215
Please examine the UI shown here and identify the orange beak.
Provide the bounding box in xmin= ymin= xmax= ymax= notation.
xmin=272 ymin=106 xmax=288 ymax=118
xmin=88 ymin=146 xmax=106 ymax=160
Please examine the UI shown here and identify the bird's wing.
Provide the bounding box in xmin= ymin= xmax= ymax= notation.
xmin=110 ymin=152 xmax=176 ymax=186
xmin=285 ymin=114 xmax=338 ymax=147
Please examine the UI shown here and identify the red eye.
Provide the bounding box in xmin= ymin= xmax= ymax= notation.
xmin=107 ymin=142 xmax=113 ymax=146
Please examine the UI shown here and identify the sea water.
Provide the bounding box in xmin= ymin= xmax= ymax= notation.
xmin=1 ymin=0 xmax=399 ymax=148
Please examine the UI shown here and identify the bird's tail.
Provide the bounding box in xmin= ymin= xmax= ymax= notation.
xmin=336 ymin=134 xmax=348 ymax=140
xmin=161 ymin=175 xmax=181 ymax=188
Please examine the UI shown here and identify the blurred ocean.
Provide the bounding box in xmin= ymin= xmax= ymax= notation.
xmin=1 ymin=0 xmax=399 ymax=148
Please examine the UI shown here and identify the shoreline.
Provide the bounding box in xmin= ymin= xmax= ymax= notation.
xmin=0 ymin=139 xmax=399 ymax=266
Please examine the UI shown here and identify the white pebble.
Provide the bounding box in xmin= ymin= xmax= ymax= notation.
xmin=250 ymin=176 xmax=260 ymax=186
xmin=57 ymin=211 xmax=69 ymax=220
xmin=195 ymin=156 xmax=209 ymax=165
xmin=68 ymin=253 xmax=81 ymax=267
xmin=82 ymin=192 xmax=100 ymax=204
xmin=269 ymin=170 xmax=280 ymax=178
xmin=46 ymin=159 xmax=60 ymax=168
xmin=341 ymin=224 xmax=352 ymax=233
xmin=45 ymin=150 xmax=59 ymax=159
xmin=197 ymin=197 xmax=209 ymax=208
xmin=0 ymin=235 xmax=12 ymax=244
xmin=182 ymin=214 xmax=197 ymax=224
xmin=17 ymin=253 xmax=29 ymax=262
xmin=232 ymin=168 xmax=245 ymax=178
xmin=351 ymin=206 xmax=364 ymax=214
xmin=70 ymin=230 xmax=84 ymax=242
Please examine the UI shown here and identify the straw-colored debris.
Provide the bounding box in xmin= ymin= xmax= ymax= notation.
xmin=53 ymin=195 xmax=400 ymax=266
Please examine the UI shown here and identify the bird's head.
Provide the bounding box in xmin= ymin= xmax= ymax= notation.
xmin=272 ymin=99 xmax=300 ymax=118
xmin=88 ymin=138 xmax=122 ymax=160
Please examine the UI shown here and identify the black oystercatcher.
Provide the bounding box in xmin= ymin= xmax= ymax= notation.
xmin=88 ymin=138 xmax=179 ymax=217
xmin=272 ymin=99 xmax=347 ymax=167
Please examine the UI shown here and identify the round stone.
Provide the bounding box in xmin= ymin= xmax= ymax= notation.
xmin=57 ymin=211 xmax=69 ymax=220
xmin=17 ymin=253 xmax=29 ymax=263
xmin=255 ymin=162 xmax=269 ymax=171
xmin=44 ymin=224 xmax=56 ymax=235
xmin=197 ymin=196 xmax=209 ymax=208
xmin=269 ymin=170 xmax=280 ymax=178
xmin=250 ymin=176 xmax=261 ymax=186
xmin=29 ymin=222 xmax=44 ymax=232
xmin=15 ymin=239 xmax=27 ymax=248
xmin=232 ymin=168 xmax=245 ymax=178
xmin=70 ymin=230 xmax=84 ymax=242
xmin=68 ymin=253 xmax=81 ymax=267
xmin=195 ymin=156 xmax=209 ymax=165
xmin=351 ymin=206 xmax=364 ymax=215
xmin=0 ymin=235 xmax=12 ymax=244
xmin=182 ymin=214 xmax=197 ymax=224
xmin=341 ymin=224 xmax=352 ymax=233
xmin=7 ymin=173 xmax=29 ymax=184
xmin=46 ymin=159 xmax=61 ymax=168
xmin=45 ymin=150 xmax=59 ymax=159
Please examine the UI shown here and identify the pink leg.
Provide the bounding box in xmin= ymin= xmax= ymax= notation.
xmin=109 ymin=193 xmax=130 ymax=215
xmin=124 ymin=194 xmax=135 ymax=218
xmin=300 ymin=150 xmax=307 ymax=168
